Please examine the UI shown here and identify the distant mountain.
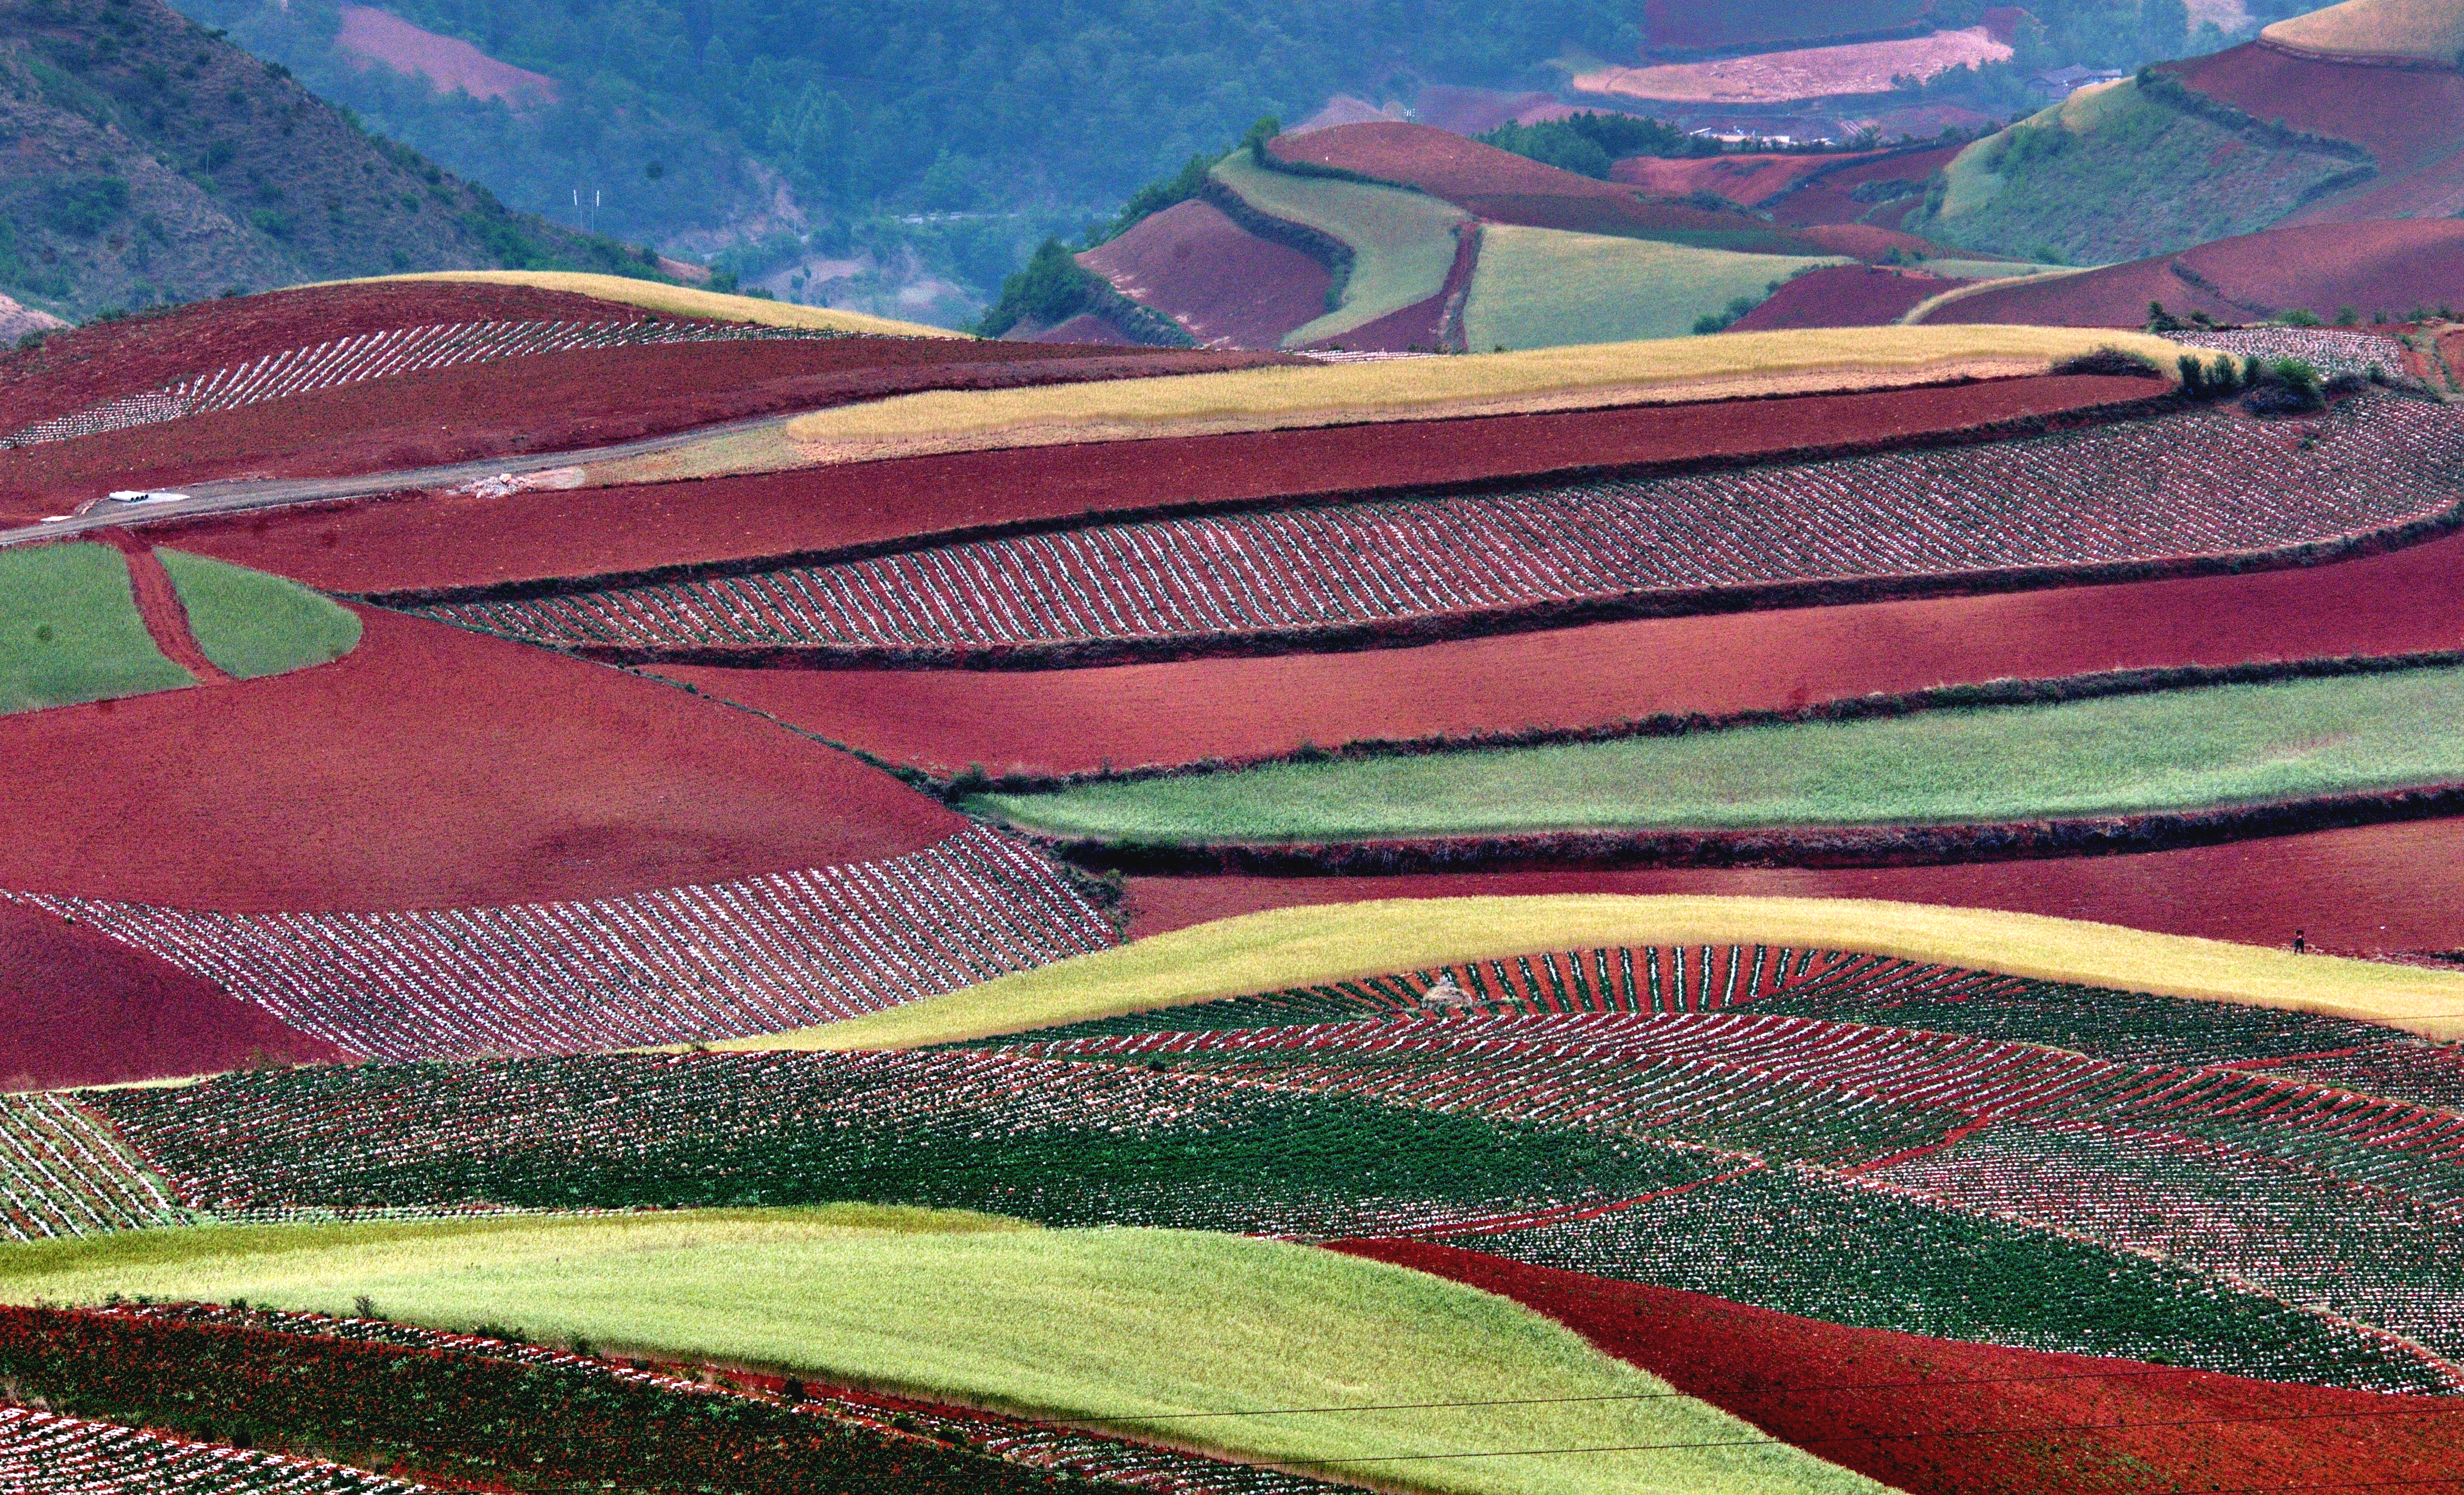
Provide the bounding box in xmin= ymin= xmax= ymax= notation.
xmin=0 ymin=0 xmax=660 ymax=318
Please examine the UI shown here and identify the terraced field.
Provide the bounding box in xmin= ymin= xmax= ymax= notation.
xmin=1207 ymin=153 xmax=1469 ymax=347
xmin=427 ymin=393 xmax=2464 ymax=658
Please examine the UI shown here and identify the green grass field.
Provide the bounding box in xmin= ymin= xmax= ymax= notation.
xmin=1461 ymin=226 xmax=1839 ymax=350
xmin=1211 ymin=152 xmax=1469 ymax=347
xmin=0 ymin=542 xmax=193 ymax=714
xmin=975 ymin=665 xmax=2464 ymax=843
xmin=0 ymin=1208 xmax=1883 ymax=1495
xmin=1926 ymin=80 xmax=2357 ymax=264
xmin=727 ymin=895 xmax=2464 ymax=1050
xmin=156 ymin=549 xmax=362 ymax=680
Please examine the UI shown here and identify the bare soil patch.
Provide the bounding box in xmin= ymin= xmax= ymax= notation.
xmin=1577 ymin=28 xmax=2011 ymax=105
xmin=1079 ymin=200 xmax=1332 ymax=349
xmin=335 ymin=4 xmax=557 ymax=104
xmin=1729 ymin=264 xmax=1964 ymax=328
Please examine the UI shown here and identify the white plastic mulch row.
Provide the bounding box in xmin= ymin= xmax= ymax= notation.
xmin=0 ymin=318 xmax=836 ymax=449
xmin=0 ymin=1094 xmax=182 ymax=1243
xmin=2 ymin=827 xmax=1115 ymax=1062
xmin=2161 ymin=326 xmax=2408 ymax=382
xmin=0 ymin=1405 xmax=425 ymax=1494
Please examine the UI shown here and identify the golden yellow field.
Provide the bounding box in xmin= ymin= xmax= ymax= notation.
xmin=2262 ymin=0 xmax=2464 ymax=61
xmin=713 ymin=895 xmax=2464 ymax=1051
xmin=348 ymin=270 xmax=961 ymax=338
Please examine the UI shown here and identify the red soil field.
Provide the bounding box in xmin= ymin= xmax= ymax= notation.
xmin=158 ymin=373 xmax=2164 ymax=593
xmin=1728 ymin=264 xmax=1964 ymax=329
xmin=1644 ymin=0 xmax=1937 ymax=54
xmin=1117 ymin=813 xmax=2464 ymax=954
xmin=1333 ymin=1240 xmax=2464 ymax=1495
xmin=1797 ymin=222 xmax=1944 ymax=260
xmin=335 ymin=4 xmax=556 ymax=104
xmin=1410 ymin=85 xmax=1565 ymax=135
xmin=656 ymin=514 xmax=2464 ymax=779
xmin=1268 ymin=123 xmax=1821 ymax=245
xmin=0 ymin=338 xmax=1280 ymax=524
xmin=1610 ymin=151 xmax=1863 ymax=206
xmin=0 ymin=608 xmax=960 ymax=913
xmin=1926 ymin=221 xmax=2464 ymax=326
xmin=0 ymin=280 xmax=678 ymax=433
xmin=1764 ymin=145 xmax=1961 ymax=228
xmin=1079 ymin=200 xmax=1332 ymax=349
xmin=2169 ymin=42 xmax=2464 ymax=222
xmin=0 ymin=902 xmax=352 ymax=1088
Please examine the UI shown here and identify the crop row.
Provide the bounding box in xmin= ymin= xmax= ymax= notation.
xmin=0 ymin=1404 xmax=416 ymax=1494
xmin=0 ymin=1093 xmax=181 ymax=1243
xmin=1012 ymin=946 xmax=2040 ymax=1040
xmin=1862 ymin=1119 xmax=2464 ymax=1368
xmin=2164 ymin=327 xmax=2404 ymax=382
xmin=101 ymin=1049 xmax=1712 ymax=1236
xmin=428 ymin=395 xmax=2464 ymax=650
xmin=0 ymin=318 xmax=840 ymax=448
xmin=1484 ymin=1159 xmax=2451 ymax=1393
xmin=96 ymin=1304 xmax=1338 ymax=1495
xmin=4 ymin=827 xmax=1113 ymax=1062
xmin=1023 ymin=1015 xmax=2464 ymax=1207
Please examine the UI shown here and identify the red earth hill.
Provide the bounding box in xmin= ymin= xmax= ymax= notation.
xmin=1075 ymin=199 xmax=1333 ymax=349
xmin=1922 ymin=219 xmax=2464 ymax=325
xmin=2164 ymin=40 xmax=2464 ymax=225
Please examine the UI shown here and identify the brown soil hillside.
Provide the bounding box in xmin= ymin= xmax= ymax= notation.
xmin=0 ymin=0 xmax=652 ymax=318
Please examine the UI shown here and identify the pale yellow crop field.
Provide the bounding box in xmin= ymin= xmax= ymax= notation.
xmin=346 ymin=270 xmax=962 ymax=337
xmin=2263 ymin=0 xmax=2464 ymax=61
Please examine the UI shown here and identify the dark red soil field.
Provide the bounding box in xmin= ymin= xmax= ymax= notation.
xmin=1269 ymin=123 xmax=1825 ymax=246
xmin=159 ymin=373 xmax=2163 ymax=594
xmin=0 ymin=338 xmax=1283 ymax=525
xmin=655 ymin=515 xmax=2464 ymax=779
xmin=0 ymin=280 xmax=677 ymax=433
xmin=1644 ymin=0 xmax=1937 ymax=55
xmin=1729 ymin=264 xmax=1964 ymax=329
xmin=0 ymin=608 xmax=960 ymax=913
xmin=1798 ymin=222 xmax=1946 ymax=260
xmin=1079 ymin=200 xmax=1332 ymax=350
xmin=1117 ymin=812 xmax=2464 ymax=954
xmin=2169 ymin=42 xmax=2464 ymax=222
xmin=1334 ymin=1240 xmax=2464 ymax=1495
xmin=0 ymin=901 xmax=352 ymax=1087
xmin=1926 ymin=221 xmax=2464 ymax=326
xmin=1765 ymin=145 xmax=1962 ymax=229
xmin=1611 ymin=151 xmax=1864 ymax=205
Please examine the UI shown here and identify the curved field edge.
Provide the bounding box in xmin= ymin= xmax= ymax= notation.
xmin=643 ymin=328 xmax=2199 ymax=476
xmin=713 ymin=895 xmax=2464 ymax=1049
xmin=155 ymin=550 xmax=360 ymax=681
xmin=966 ymin=666 xmax=2464 ymax=841
xmin=337 ymin=271 xmax=963 ymax=339
xmin=0 ymin=1210 xmax=1889 ymax=1495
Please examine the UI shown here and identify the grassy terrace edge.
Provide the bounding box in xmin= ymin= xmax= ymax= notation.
xmin=710 ymin=895 xmax=2464 ymax=1049
xmin=0 ymin=1210 xmax=1886 ymax=1495
xmin=342 ymin=271 xmax=964 ymax=339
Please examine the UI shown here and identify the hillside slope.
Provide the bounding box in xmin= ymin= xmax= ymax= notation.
xmin=0 ymin=0 xmax=653 ymax=317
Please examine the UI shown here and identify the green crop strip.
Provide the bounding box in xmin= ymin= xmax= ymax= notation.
xmin=970 ymin=663 xmax=2464 ymax=842
xmin=0 ymin=542 xmax=192 ymax=713
xmin=155 ymin=549 xmax=362 ymax=680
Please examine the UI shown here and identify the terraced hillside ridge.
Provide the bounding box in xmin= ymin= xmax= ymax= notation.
xmin=1920 ymin=221 xmax=2464 ymax=326
xmin=0 ymin=277 xmax=1277 ymax=520
xmin=1267 ymin=123 xmax=1827 ymax=252
xmin=147 ymin=366 xmax=2178 ymax=594
xmin=0 ymin=1215 xmax=1885 ymax=1495
xmin=60 ymin=944 xmax=2464 ymax=1393
xmin=971 ymin=661 xmax=2464 ymax=856
xmin=1920 ymin=74 xmax=2370 ymax=265
xmin=6 ymin=825 xmax=1114 ymax=1062
xmin=0 ymin=0 xmax=652 ymax=317
xmin=0 ymin=1302 xmax=1344 ymax=1495
xmin=1461 ymin=227 xmax=1840 ymax=349
xmin=1207 ymin=150 xmax=1469 ymax=348
xmin=424 ymin=391 xmax=2464 ymax=664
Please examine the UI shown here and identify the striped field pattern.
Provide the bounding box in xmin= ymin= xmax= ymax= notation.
xmin=0 ymin=1406 xmax=422 ymax=1493
xmin=0 ymin=318 xmax=839 ymax=448
xmin=425 ymin=395 xmax=2464 ymax=651
xmin=1 ymin=828 xmax=1114 ymax=1062
xmin=0 ymin=1092 xmax=182 ymax=1242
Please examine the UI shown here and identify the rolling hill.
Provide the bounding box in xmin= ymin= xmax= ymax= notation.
xmin=0 ymin=0 xmax=658 ymax=318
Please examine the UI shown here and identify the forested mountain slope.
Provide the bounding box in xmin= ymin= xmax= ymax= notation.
xmin=0 ymin=0 xmax=655 ymax=317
